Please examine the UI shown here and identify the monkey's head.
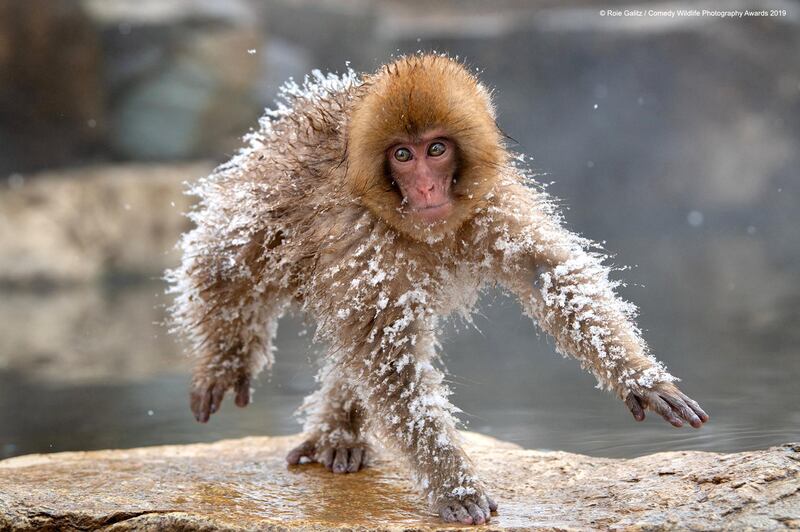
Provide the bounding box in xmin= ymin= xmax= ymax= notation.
xmin=347 ymin=54 xmax=506 ymax=241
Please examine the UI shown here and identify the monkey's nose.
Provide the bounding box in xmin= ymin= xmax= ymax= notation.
xmin=417 ymin=182 xmax=435 ymax=198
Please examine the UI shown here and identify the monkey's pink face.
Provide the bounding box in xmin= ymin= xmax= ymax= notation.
xmin=386 ymin=131 xmax=457 ymax=224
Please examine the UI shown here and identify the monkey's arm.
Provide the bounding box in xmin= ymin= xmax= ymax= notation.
xmin=488 ymin=178 xmax=708 ymax=428
xmin=167 ymin=177 xmax=290 ymax=423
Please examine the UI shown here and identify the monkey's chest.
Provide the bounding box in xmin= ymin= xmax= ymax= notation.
xmin=308 ymin=244 xmax=485 ymax=325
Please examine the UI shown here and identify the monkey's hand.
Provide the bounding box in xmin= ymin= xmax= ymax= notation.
xmin=434 ymin=491 xmax=498 ymax=525
xmin=286 ymin=436 xmax=369 ymax=474
xmin=190 ymin=372 xmax=251 ymax=423
xmin=625 ymin=382 xmax=709 ymax=428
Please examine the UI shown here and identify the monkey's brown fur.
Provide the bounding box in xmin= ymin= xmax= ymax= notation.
xmin=348 ymin=58 xmax=505 ymax=240
xmin=168 ymin=54 xmax=705 ymax=523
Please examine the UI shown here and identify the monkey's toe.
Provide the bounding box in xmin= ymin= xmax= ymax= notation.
xmin=327 ymin=445 xmax=368 ymax=473
xmin=436 ymin=495 xmax=494 ymax=525
xmin=286 ymin=439 xmax=368 ymax=473
xmin=347 ymin=447 xmax=364 ymax=473
xmin=286 ymin=439 xmax=316 ymax=465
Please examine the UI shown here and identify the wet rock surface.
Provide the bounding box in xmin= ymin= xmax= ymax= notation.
xmin=0 ymin=433 xmax=797 ymax=531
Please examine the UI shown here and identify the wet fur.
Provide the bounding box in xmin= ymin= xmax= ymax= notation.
xmin=167 ymin=54 xmax=676 ymax=516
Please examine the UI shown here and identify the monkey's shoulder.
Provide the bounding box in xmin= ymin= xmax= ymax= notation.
xmin=255 ymin=71 xmax=360 ymax=146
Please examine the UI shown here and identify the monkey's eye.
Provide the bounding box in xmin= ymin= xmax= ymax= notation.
xmin=394 ymin=147 xmax=412 ymax=162
xmin=428 ymin=142 xmax=446 ymax=157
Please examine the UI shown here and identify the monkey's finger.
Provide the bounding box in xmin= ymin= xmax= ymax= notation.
xmin=625 ymin=393 xmax=646 ymax=421
xmin=661 ymin=394 xmax=702 ymax=428
xmin=286 ymin=440 xmax=316 ymax=465
xmin=347 ymin=448 xmax=364 ymax=473
xmin=319 ymin=447 xmax=335 ymax=471
xmin=440 ymin=504 xmax=472 ymax=525
xmin=677 ymin=391 xmax=709 ymax=423
xmin=466 ymin=501 xmax=487 ymax=524
xmin=486 ymin=495 xmax=498 ymax=513
xmin=190 ymin=389 xmax=202 ymax=420
xmin=439 ymin=505 xmax=458 ymax=523
xmin=648 ymin=394 xmax=683 ymax=427
xmin=234 ymin=376 xmax=250 ymax=408
xmin=332 ymin=447 xmax=349 ymax=474
xmin=209 ymin=381 xmax=226 ymax=414
xmin=476 ymin=496 xmax=491 ymax=518
xmin=194 ymin=387 xmax=212 ymax=423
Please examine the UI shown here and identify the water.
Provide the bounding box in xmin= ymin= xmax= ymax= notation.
xmin=1 ymin=0 xmax=797 ymax=464
xmin=2 ymin=220 xmax=799 ymax=460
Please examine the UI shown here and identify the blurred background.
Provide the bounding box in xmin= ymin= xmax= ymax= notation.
xmin=1 ymin=0 xmax=798 ymax=460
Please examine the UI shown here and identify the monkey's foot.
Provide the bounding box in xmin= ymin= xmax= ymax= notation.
xmin=286 ymin=438 xmax=369 ymax=474
xmin=435 ymin=492 xmax=498 ymax=525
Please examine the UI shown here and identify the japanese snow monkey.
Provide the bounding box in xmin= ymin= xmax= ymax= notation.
xmin=167 ymin=54 xmax=708 ymax=525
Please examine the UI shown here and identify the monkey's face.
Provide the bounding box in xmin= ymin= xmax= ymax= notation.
xmin=348 ymin=55 xmax=506 ymax=241
xmin=387 ymin=130 xmax=457 ymax=224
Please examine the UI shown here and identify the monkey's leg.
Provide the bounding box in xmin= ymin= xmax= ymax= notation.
xmin=286 ymin=362 xmax=370 ymax=473
xmin=347 ymin=337 xmax=496 ymax=525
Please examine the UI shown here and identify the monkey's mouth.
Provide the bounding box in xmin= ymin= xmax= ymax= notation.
xmin=410 ymin=201 xmax=453 ymax=223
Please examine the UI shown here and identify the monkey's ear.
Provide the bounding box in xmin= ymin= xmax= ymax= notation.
xmin=347 ymin=54 xmax=508 ymax=239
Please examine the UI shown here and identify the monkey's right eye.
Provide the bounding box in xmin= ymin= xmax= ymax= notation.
xmin=394 ymin=147 xmax=412 ymax=162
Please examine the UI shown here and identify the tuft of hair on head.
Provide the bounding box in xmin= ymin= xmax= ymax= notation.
xmin=346 ymin=54 xmax=508 ymax=241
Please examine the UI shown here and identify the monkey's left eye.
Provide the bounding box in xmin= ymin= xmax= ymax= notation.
xmin=394 ymin=147 xmax=412 ymax=162
xmin=428 ymin=142 xmax=446 ymax=157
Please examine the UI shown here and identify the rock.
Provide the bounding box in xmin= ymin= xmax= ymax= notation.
xmin=0 ymin=433 xmax=797 ymax=530
xmin=0 ymin=163 xmax=211 ymax=284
